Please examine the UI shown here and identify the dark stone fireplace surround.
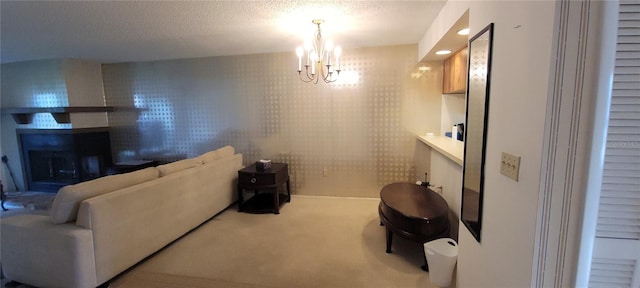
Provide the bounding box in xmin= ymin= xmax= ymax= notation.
xmin=17 ymin=128 xmax=113 ymax=193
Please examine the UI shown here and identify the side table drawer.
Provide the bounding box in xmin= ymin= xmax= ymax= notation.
xmin=239 ymin=173 xmax=276 ymax=186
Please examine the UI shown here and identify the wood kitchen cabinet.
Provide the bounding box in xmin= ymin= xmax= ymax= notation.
xmin=443 ymin=47 xmax=468 ymax=94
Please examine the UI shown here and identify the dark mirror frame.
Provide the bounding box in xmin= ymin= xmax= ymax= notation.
xmin=461 ymin=23 xmax=494 ymax=242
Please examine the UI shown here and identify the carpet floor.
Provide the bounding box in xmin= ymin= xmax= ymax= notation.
xmin=1 ymin=194 xmax=455 ymax=288
xmin=109 ymin=195 xmax=451 ymax=288
xmin=0 ymin=191 xmax=53 ymax=219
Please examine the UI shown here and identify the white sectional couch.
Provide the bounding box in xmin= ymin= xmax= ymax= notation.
xmin=1 ymin=146 xmax=242 ymax=288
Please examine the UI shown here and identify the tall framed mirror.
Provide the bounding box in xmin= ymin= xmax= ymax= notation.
xmin=461 ymin=23 xmax=494 ymax=242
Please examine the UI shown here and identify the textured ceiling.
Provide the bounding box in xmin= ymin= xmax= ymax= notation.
xmin=0 ymin=1 xmax=447 ymax=64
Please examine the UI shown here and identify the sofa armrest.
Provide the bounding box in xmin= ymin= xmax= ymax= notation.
xmin=1 ymin=214 xmax=97 ymax=288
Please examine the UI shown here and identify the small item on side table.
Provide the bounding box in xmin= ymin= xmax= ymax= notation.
xmin=256 ymin=159 xmax=272 ymax=171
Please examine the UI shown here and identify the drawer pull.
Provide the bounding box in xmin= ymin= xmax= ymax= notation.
xmin=250 ymin=177 xmax=257 ymax=184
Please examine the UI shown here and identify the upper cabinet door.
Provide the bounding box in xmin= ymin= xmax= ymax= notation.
xmin=443 ymin=47 xmax=468 ymax=94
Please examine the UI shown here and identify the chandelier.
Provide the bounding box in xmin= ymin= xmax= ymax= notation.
xmin=296 ymin=19 xmax=342 ymax=84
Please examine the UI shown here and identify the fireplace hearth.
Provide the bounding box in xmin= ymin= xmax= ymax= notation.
xmin=17 ymin=128 xmax=113 ymax=193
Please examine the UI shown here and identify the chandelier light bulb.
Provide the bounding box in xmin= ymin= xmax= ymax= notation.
xmin=296 ymin=47 xmax=304 ymax=71
xmin=310 ymin=51 xmax=318 ymax=75
xmin=325 ymin=40 xmax=333 ymax=65
xmin=334 ymin=46 xmax=342 ymax=71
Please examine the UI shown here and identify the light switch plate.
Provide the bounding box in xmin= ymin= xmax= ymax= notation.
xmin=500 ymin=152 xmax=520 ymax=181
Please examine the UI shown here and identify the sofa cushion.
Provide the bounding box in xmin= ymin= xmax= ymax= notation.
xmin=198 ymin=145 xmax=235 ymax=163
xmin=157 ymin=158 xmax=203 ymax=177
xmin=50 ymin=167 xmax=159 ymax=224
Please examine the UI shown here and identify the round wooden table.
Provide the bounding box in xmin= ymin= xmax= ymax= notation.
xmin=378 ymin=182 xmax=450 ymax=270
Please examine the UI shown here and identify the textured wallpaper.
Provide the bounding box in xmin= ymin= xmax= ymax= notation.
xmin=0 ymin=59 xmax=71 ymax=129
xmin=102 ymin=45 xmax=442 ymax=197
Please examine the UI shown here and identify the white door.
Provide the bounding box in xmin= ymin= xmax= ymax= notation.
xmin=589 ymin=1 xmax=640 ymax=287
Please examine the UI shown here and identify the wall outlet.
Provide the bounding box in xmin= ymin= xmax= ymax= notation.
xmin=500 ymin=152 xmax=520 ymax=181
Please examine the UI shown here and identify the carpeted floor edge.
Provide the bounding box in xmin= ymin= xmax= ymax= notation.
xmin=109 ymin=271 xmax=275 ymax=288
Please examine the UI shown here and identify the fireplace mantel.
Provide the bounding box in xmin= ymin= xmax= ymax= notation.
xmin=2 ymin=106 xmax=116 ymax=124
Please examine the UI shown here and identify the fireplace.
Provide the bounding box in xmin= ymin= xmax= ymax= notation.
xmin=18 ymin=128 xmax=113 ymax=192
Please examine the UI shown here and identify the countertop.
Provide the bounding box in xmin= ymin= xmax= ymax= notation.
xmin=417 ymin=135 xmax=464 ymax=166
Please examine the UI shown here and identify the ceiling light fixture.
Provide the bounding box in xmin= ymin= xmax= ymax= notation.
xmin=457 ymin=28 xmax=470 ymax=35
xmin=296 ymin=19 xmax=341 ymax=84
xmin=435 ymin=50 xmax=452 ymax=55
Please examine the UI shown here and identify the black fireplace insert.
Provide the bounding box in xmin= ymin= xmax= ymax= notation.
xmin=18 ymin=128 xmax=113 ymax=192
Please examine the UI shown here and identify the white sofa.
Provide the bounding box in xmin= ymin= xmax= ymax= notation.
xmin=1 ymin=146 xmax=242 ymax=288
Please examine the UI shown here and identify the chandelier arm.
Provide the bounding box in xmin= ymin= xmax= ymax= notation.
xmin=304 ymin=65 xmax=316 ymax=81
xmin=320 ymin=64 xmax=341 ymax=83
xmin=320 ymin=65 xmax=330 ymax=82
xmin=328 ymin=70 xmax=341 ymax=83
xmin=325 ymin=74 xmax=338 ymax=83
xmin=299 ymin=65 xmax=324 ymax=84
xmin=298 ymin=71 xmax=314 ymax=83
xmin=298 ymin=65 xmax=317 ymax=83
xmin=310 ymin=67 xmax=320 ymax=84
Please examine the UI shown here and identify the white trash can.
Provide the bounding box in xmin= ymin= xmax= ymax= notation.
xmin=423 ymin=238 xmax=458 ymax=287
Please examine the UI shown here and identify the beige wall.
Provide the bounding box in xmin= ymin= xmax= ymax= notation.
xmin=100 ymin=44 xmax=441 ymax=198
xmin=64 ymin=59 xmax=109 ymax=128
xmin=420 ymin=1 xmax=557 ymax=287
xmin=0 ymin=46 xmax=443 ymax=198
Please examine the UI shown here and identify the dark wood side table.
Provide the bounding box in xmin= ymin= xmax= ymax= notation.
xmin=237 ymin=162 xmax=290 ymax=214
